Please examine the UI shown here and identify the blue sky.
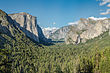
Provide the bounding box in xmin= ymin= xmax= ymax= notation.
xmin=0 ymin=0 xmax=110 ymax=28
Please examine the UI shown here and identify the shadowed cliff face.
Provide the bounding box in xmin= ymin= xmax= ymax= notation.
xmin=0 ymin=9 xmax=24 ymax=48
xmin=0 ymin=9 xmax=19 ymax=38
xmin=9 ymin=12 xmax=48 ymax=43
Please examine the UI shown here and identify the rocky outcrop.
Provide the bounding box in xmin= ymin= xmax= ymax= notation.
xmin=65 ymin=25 xmax=80 ymax=44
xmin=49 ymin=25 xmax=72 ymax=41
xmin=42 ymin=27 xmax=58 ymax=38
xmin=9 ymin=12 xmax=47 ymax=43
xmin=0 ymin=9 xmax=26 ymax=45
xmin=0 ymin=9 xmax=17 ymax=37
xmin=65 ymin=17 xmax=110 ymax=44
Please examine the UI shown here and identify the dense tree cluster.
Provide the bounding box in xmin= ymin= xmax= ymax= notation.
xmin=0 ymin=28 xmax=110 ymax=73
xmin=0 ymin=9 xmax=110 ymax=73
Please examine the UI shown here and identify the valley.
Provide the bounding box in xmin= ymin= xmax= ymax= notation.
xmin=0 ymin=8 xmax=110 ymax=73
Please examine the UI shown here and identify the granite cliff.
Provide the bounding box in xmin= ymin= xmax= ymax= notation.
xmin=42 ymin=27 xmax=58 ymax=39
xmin=9 ymin=12 xmax=48 ymax=43
xmin=48 ymin=25 xmax=72 ymax=41
xmin=46 ymin=17 xmax=110 ymax=44
xmin=65 ymin=17 xmax=110 ymax=44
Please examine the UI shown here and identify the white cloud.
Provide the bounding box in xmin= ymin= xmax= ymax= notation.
xmin=107 ymin=3 xmax=110 ymax=7
xmin=88 ymin=16 xmax=107 ymax=20
xmin=99 ymin=0 xmax=110 ymax=15
xmin=100 ymin=0 xmax=110 ymax=6
xmin=42 ymin=27 xmax=58 ymax=31
xmin=100 ymin=9 xmax=110 ymax=15
xmin=68 ymin=21 xmax=78 ymax=25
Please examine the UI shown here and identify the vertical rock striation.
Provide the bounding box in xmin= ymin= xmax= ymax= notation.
xmin=9 ymin=12 xmax=47 ymax=43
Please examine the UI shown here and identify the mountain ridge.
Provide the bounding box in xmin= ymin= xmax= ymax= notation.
xmin=45 ymin=17 xmax=110 ymax=44
xmin=66 ymin=17 xmax=110 ymax=44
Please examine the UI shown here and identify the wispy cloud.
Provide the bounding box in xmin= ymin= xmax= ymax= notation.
xmin=107 ymin=3 xmax=110 ymax=7
xmin=99 ymin=0 xmax=110 ymax=15
xmin=100 ymin=9 xmax=110 ymax=15
xmin=100 ymin=0 xmax=110 ymax=6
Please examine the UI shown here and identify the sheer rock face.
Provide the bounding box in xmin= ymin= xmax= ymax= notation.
xmin=65 ymin=18 xmax=110 ymax=44
xmin=42 ymin=27 xmax=58 ymax=39
xmin=49 ymin=25 xmax=72 ymax=41
xmin=80 ymin=18 xmax=110 ymax=39
xmin=9 ymin=12 xmax=47 ymax=42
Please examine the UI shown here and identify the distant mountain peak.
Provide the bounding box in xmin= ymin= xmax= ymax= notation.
xmin=88 ymin=16 xmax=107 ymax=20
xmin=42 ymin=27 xmax=58 ymax=38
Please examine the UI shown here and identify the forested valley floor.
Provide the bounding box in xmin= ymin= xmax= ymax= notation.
xmin=0 ymin=30 xmax=110 ymax=73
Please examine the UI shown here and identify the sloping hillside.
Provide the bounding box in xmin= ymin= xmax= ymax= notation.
xmin=9 ymin=12 xmax=49 ymax=44
xmin=0 ymin=9 xmax=42 ymax=73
